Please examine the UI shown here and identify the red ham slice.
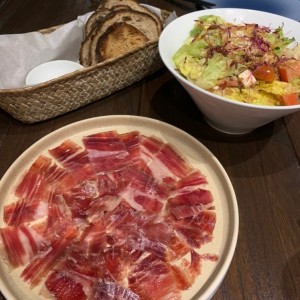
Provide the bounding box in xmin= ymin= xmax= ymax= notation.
xmin=0 ymin=130 xmax=217 ymax=299
xmin=168 ymin=188 xmax=213 ymax=207
xmin=139 ymin=135 xmax=192 ymax=181
xmin=128 ymin=254 xmax=182 ymax=300
xmin=21 ymin=222 xmax=77 ymax=286
xmin=175 ymin=170 xmax=208 ymax=191
xmin=119 ymin=166 xmax=170 ymax=199
xmin=4 ymin=155 xmax=79 ymax=226
xmin=83 ymin=131 xmax=133 ymax=173
xmin=45 ymin=270 xmax=87 ymax=300
xmin=29 ymin=155 xmax=77 ymax=190
xmin=44 ymin=249 xmax=108 ymax=300
xmin=133 ymin=195 xmax=163 ymax=213
xmin=4 ymin=196 xmax=48 ymax=226
xmin=79 ymin=220 xmax=106 ymax=255
xmin=173 ymin=211 xmax=216 ymax=248
xmin=0 ymin=224 xmax=44 ymax=267
xmin=49 ymin=140 xmax=95 ymax=180
xmin=94 ymin=280 xmax=140 ymax=300
xmin=103 ymin=246 xmax=129 ymax=283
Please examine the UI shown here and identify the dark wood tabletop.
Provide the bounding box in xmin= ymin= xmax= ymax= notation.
xmin=0 ymin=1 xmax=299 ymax=299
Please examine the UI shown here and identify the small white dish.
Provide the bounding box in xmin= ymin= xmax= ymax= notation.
xmin=25 ymin=60 xmax=84 ymax=86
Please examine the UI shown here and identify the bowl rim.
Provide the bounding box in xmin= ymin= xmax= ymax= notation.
xmin=158 ymin=8 xmax=300 ymax=111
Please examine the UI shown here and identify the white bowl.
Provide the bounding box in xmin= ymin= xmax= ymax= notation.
xmin=159 ymin=8 xmax=300 ymax=134
xmin=25 ymin=60 xmax=83 ymax=86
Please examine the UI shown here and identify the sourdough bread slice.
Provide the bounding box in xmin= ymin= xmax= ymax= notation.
xmin=85 ymin=7 xmax=111 ymax=37
xmin=97 ymin=22 xmax=149 ymax=61
xmin=102 ymin=0 xmax=162 ymax=32
xmin=80 ymin=7 xmax=112 ymax=66
xmin=81 ymin=5 xmax=135 ymax=66
xmin=80 ymin=35 xmax=94 ymax=67
xmin=89 ymin=8 xmax=159 ymax=65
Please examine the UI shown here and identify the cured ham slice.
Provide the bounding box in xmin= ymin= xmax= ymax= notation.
xmin=115 ymin=166 xmax=170 ymax=213
xmin=79 ymin=220 xmax=106 ymax=255
xmin=21 ymin=222 xmax=78 ymax=286
xmin=49 ymin=140 xmax=89 ymax=167
xmin=0 ymin=130 xmax=218 ymax=300
xmin=128 ymin=254 xmax=182 ymax=300
xmin=155 ymin=143 xmax=193 ymax=178
xmin=49 ymin=140 xmax=95 ymax=180
xmin=103 ymin=200 xmax=136 ymax=232
xmin=171 ymin=250 xmax=202 ymax=291
xmin=97 ymin=174 xmax=120 ymax=197
xmin=15 ymin=171 xmax=46 ymax=201
xmin=4 ymin=155 xmax=78 ymax=226
xmin=45 ymin=270 xmax=87 ymax=300
xmin=175 ymin=170 xmax=208 ymax=192
xmin=3 ymin=196 xmax=48 ymax=226
xmin=133 ymin=195 xmax=163 ymax=213
xmin=139 ymin=135 xmax=192 ymax=181
xmin=103 ymin=246 xmax=129 ymax=283
xmin=29 ymin=155 xmax=77 ymax=190
xmin=94 ymin=280 xmax=140 ymax=300
xmin=171 ymin=204 xmax=206 ymax=219
xmin=173 ymin=211 xmax=216 ymax=248
xmin=83 ymin=131 xmax=133 ymax=173
xmin=168 ymin=189 xmax=214 ymax=207
xmin=62 ymin=249 xmax=107 ymax=279
xmin=47 ymin=191 xmax=73 ymax=229
xmin=44 ymin=251 xmax=104 ymax=300
xmin=0 ymin=224 xmax=44 ymax=267
xmin=63 ymin=178 xmax=100 ymax=219
xmin=119 ymin=131 xmax=141 ymax=162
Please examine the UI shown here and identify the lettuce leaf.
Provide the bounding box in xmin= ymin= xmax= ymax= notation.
xmin=175 ymin=53 xmax=236 ymax=90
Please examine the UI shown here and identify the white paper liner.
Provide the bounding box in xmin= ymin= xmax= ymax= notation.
xmin=0 ymin=13 xmax=92 ymax=89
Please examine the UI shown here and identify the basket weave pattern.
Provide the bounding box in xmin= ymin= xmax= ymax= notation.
xmin=0 ymin=38 xmax=163 ymax=123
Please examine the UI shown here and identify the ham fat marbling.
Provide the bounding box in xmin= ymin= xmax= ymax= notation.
xmin=0 ymin=130 xmax=218 ymax=300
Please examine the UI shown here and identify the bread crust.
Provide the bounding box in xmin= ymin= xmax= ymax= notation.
xmin=80 ymin=8 xmax=111 ymax=66
xmin=85 ymin=8 xmax=111 ymax=37
xmin=80 ymin=0 xmax=162 ymax=67
xmin=102 ymin=0 xmax=163 ymax=32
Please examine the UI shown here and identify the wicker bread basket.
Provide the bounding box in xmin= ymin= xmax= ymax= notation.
xmin=0 ymin=11 xmax=171 ymax=123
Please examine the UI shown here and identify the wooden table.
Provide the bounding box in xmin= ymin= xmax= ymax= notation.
xmin=0 ymin=1 xmax=299 ymax=299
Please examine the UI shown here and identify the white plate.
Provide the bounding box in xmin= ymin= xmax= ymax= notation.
xmin=0 ymin=115 xmax=238 ymax=300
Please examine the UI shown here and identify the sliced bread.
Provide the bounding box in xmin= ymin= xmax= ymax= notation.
xmin=96 ymin=22 xmax=149 ymax=61
xmin=80 ymin=7 xmax=112 ymax=66
xmin=89 ymin=8 xmax=160 ymax=65
xmin=80 ymin=0 xmax=162 ymax=67
xmin=85 ymin=7 xmax=111 ymax=37
xmin=101 ymin=0 xmax=162 ymax=32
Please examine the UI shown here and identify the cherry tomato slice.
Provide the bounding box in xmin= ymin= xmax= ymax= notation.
xmin=278 ymin=60 xmax=300 ymax=82
xmin=281 ymin=93 xmax=299 ymax=106
xmin=253 ymin=65 xmax=276 ymax=82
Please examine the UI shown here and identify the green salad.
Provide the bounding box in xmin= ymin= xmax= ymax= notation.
xmin=173 ymin=15 xmax=300 ymax=106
